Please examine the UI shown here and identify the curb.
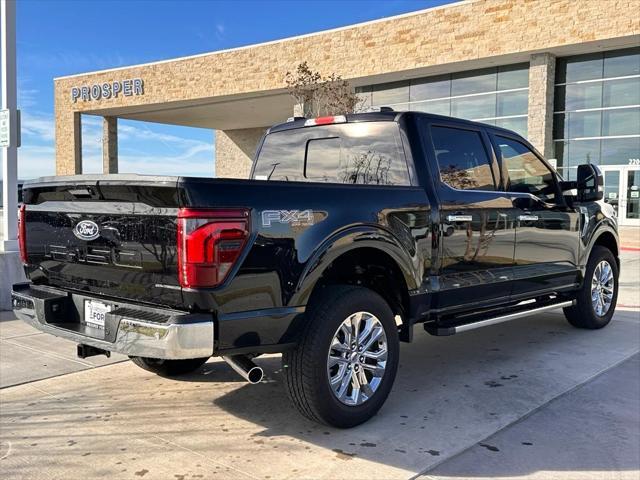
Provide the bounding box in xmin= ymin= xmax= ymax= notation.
xmin=621 ymin=246 xmax=640 ymax=252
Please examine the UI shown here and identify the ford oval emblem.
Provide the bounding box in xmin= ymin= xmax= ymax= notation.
xmin=73 ymin=220 xmax=100 ymax=241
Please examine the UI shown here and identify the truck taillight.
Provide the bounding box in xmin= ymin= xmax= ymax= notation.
xmin=18 ymin=204 xmax=28 ymax=264
xmin=177 ymin=208 xmax=249 ymax=289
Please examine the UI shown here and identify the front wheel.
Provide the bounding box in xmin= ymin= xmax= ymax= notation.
xmin=564 ymin=246 xmax=618 ymax=329
xmin=283 ymin=285 xmax=399 ymax=428
xmin=129 ymin=356 xmax=209 ymax=377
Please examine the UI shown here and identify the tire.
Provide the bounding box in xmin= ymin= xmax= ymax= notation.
xmin=129 ymin=356 xmax=209 ymax=377
xmin=564 ymin=246 xmax=618 ymax=329
xmin=282 ymin=285 xmax=400 ymax=428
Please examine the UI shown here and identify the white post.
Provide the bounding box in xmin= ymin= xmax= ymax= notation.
xmin=1 ymin=0 xmax=19 ymax=252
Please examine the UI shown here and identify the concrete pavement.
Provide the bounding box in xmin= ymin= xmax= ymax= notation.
xmin=0 ymin=311 xmax=126 ymax=388
xmin=0 ymin=307 xmax=638 ymax=479
xmin=0 ymin=252 xmax=638 ymax=479
xmin=423 ymin=354 xmax=640 ymax=480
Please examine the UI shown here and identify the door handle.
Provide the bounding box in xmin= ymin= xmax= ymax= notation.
xmin=446 ymin=215 xmax=473 ymax=222
xmin=518 ymin=214 xmax=539 ymax=221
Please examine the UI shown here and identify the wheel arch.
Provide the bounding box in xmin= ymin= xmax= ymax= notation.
xmin=588 ymin=228 xmax=620 ymax=268
xmin=291 ymin=226 xmax=420 ymax=319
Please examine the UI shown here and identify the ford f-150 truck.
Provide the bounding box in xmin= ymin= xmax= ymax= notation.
xmin=12 ymin=110 xmax=619 ymax=427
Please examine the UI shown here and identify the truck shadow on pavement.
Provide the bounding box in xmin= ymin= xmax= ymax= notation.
xmin=208 ymin=312 xmax=640 ymax=477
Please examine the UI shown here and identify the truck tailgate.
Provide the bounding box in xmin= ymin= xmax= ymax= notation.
xmin=21 ymin=175 xmax=183 ymax=308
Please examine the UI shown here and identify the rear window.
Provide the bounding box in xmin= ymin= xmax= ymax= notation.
xmin=253 ymin=122 xmax=411 ymax=185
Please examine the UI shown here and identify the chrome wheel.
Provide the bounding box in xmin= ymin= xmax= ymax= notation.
xmin=591 ymin=260 xmax=615 ymax=316
xmin=327 ymin=311 xmax=388 ymax=406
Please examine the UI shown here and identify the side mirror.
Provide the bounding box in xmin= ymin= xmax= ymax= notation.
xmin=576 ymin=164 xmax=603 ymax=202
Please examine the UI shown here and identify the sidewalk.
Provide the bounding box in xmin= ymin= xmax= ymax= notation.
xmin=619 ymin=226 xmax=640 ymax=251
xmin=423 ymin=354 xmax=640 ymax=480
xmin=1 ymin=308 xmax=638 ymax=480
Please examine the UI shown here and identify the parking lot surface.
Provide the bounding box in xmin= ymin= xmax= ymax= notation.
xmin=0 ymin=253 xmax=638 ymax=480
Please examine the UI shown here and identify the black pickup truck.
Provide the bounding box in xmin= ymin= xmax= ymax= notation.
xmin=12 ymin=111 xmax=619 ymax=427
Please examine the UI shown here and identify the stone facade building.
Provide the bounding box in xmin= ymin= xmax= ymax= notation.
xmin=53 ymin=0 xmax=640 ymax=224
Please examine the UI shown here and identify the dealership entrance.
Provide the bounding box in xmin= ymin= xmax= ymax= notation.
xmin=602 ymin=166 xmax=640 ymax=226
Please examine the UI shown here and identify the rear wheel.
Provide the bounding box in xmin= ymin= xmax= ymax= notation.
xmin=282 ymin=285 xmax=399 ymax=428
xmin=564 ymin=246 xmax=618 ymax=329
xmin=129 ymin=356 xmax=209 ymax=377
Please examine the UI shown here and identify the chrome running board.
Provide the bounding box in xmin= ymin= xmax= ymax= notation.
xmin=454 ymin=300 xmax=574 ymax=333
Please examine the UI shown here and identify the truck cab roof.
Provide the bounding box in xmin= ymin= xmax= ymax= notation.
xmin=267 ymin=109 xmax=525 ymax=140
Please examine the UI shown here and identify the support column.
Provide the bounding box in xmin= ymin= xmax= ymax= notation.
xmin=215 ymin=127 xmax=266 ymax=178
xmin=102 ymin=116 xmax=118 ymax=173
xmin=528 ymin=52 xmax=556 ymax=159
xmin=1 ymin=0 xmax=18 ymax=252
xmin=55 ymin=111 xmax=82 ymax=175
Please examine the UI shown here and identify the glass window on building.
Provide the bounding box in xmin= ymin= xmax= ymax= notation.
xmin=556 ymin=52 xmax=604 ymax=84
xmin=410 ymin=74 xmax=450 ymax=101
xmin=371 ymin=81 xmax=409 ymax=107
xmin=497 ymin=64 xmax=529 ymax=90
xmin=412 ymin=99 xmax=450 ymax=116
xmin=553 ymin=47 xmax=640 ymax=180
xmin=603 ymin=49 xmax=640 ymax=78
xmin=451 ymin=68 xmax=497 ymax=96
xmin=497 ymin=90 xmax=529 ymax=117
xmin=451 ymin=94 xmax=497 ymax=119
xmin=602 ymin=78 xmax=640 ymax=107
xmin=357 ymin=63 xmax=530 ymax=138
xmin=601 ymin=137 xmax=640 ymax=166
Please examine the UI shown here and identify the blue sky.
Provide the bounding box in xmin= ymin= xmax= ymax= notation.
xmin=15 ymin=0 xmax=453 ymax=179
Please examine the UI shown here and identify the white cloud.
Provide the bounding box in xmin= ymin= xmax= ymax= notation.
xmin=18 ymin=89 xmax=39 ymax=109
xmin=118 ymin=122 xmax=207 ymax=151
xmin=119 ymin=143 xmax=214 ymax=177
xmin=21 ymin=111 xmax=55 ymax=142
xmin=14 ymin=112 xmax=215 ymax=180
xmin=17 ymin=144 xmax=56 ymax=180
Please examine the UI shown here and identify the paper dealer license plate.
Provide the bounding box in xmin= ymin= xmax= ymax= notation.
xmin=84 ymin=300 xmax=111 ymax=329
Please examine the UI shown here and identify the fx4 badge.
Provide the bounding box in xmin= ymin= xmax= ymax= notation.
xmin=262 ymin=210 xmax=315 ymax=227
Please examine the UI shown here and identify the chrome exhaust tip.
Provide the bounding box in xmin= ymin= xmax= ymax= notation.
xmin=222 ymin=355 xmax=264 ymax=384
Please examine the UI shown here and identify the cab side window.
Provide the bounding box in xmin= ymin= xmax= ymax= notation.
xmin=496 ymin=135 xmax=557 ymax=202
xmin=430 ymin=126 xmax=495 ymax=191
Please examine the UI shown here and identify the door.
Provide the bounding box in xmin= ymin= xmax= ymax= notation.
xmin=603 ymin=166 xmax=640 ymax=226
xmin=424 ymin=121 xmax=516 ymax=312
xmin=624 ymin=168 xmax=640 ymax=226
xmin=601 ymin=167 xmax=622 ymax=218
xmin=491 ymin=133 xmax=581 ymax=298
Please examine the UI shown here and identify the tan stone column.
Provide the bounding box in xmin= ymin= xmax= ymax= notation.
xmin=527 ymin=53 xmax=556 ymax=159
xmin=102 ymin=116 xmax=118 ymax=174
xmin=55 ymin=111 xmax=82 ymax=175
xmin=215 ymin=127 xmax=266 ymax=178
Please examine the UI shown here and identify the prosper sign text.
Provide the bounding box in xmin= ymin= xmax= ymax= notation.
xmin=71 ymin=78 xmax=144 ymax=103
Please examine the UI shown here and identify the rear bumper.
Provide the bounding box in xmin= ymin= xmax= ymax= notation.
xmin=11 ymin=283 xmax=214 ymax=360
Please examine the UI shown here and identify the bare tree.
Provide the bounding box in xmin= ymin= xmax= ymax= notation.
xmin=285 ymin=62 xmax=365 ymax=116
